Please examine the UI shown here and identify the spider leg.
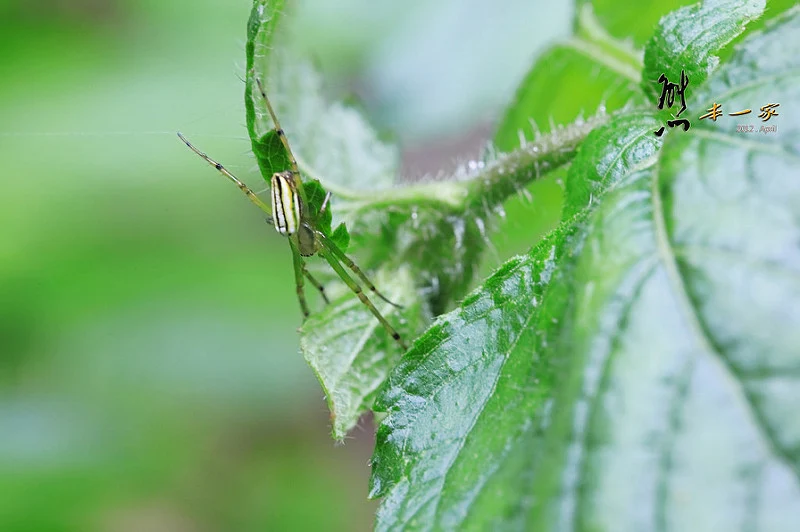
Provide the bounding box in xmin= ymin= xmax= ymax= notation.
xmin=316 ymin=231 xmax=403 ymax=309
xmin=177 ymin=132 xmax=272 ymax=217
xmin=303 ymin=268 xmax=329 ymax=305
xmin=319 ymin=191 xmax=332 ymax=217
xmin=319 ymin=249 xmax=407 ymax=350
xmin=288 ymin=239 xmax=310 ymax=319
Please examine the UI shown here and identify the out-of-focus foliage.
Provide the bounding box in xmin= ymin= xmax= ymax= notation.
xmin=0 ymin=0 xmax=569 ymax=529
xmin=290 ymin=0 xmax=572 ymax=139
xmin=0 ymin=1 xmax=353 ymax=529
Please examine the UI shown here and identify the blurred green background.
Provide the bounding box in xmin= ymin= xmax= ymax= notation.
xmin=0 ymin=0 xmax=569 ymax=529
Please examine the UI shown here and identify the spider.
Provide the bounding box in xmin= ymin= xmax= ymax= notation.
xmin=177 ymin=79 xmax=407 ymax=350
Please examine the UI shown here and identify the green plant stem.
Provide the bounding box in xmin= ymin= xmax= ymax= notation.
xmin=464 ymin=112 xmax=609 ymax=210
xmin=336 ymin=112 xmax=610 ymax=214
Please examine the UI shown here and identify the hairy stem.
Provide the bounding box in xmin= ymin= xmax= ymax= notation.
xmin=334 ymin=112 xmax=610 ymax=216
xmin=464 ymin=112 xmax=609 ymax=211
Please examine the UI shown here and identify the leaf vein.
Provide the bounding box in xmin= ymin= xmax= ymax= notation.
xmin=692 ymin=128 xmax=800 ymax=161
xmin=674 ymin=244 xmax=800 ymax=283
xmin=565 ymin=38 xmax=641 ymax=84
xmin=696 ymin=67 xmax=800 ymax=113
xmin=569 ymin=258 xmax=660 ymax=529
xmin=651 ymin=164 xmax=800 ymax=487
xmin=655 ymin=354 xmax=695 ymax=532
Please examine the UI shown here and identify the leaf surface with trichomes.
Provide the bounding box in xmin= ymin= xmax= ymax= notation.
xmin=371 ymin=4 xmax=800 ymax=530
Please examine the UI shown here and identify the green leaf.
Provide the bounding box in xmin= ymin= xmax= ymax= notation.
xmin=494 ymin=3 xmax=649 ymax=290
xmin=246 ymin=1 xmax=398 ymax=193
xmin=642 ymin=0 xmax=766 ymax=101
xmin=495 ymin=6 xmax=643 ymax=150
xmin=371 ymin=8 xmax=800 ymax=529
xmin=329 ymin=223 xmax=350 ymax=253
xmin=719 ymin=0 xmax=797 ymax=48
xmin=369 ymin=222 xmax=582 ymax=529
xmin=251 ymin=129 xmax=293 ymax=181
xmin=492 ymin=5 xmax=647 ymax=261
xmin=245 ymin=0 xmax=285 ymax=179
xmin=301 ymin=180 xmax=336 ymax=234
xmin=369 ymin=113 xmax=657 ymax=529
xmin=494 ymin=45 xmax=641 ymax=150
xmin=300 ymin=266 xmax=426 ymax=438
xmin=583 ymin=0 xmax=698 ymax=47
xmin=562 ymin=112 xmax=663 ymax=218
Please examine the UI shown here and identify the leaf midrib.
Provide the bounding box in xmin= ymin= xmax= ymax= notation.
xmin=650 ymin=162 xmax=800 ymax=487
xmin=566 ymin=38 xmax=641 ymax=84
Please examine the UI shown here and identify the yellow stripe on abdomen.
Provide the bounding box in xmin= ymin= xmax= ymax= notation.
xmin=271 ymin=171 xmax=300 ymax=236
